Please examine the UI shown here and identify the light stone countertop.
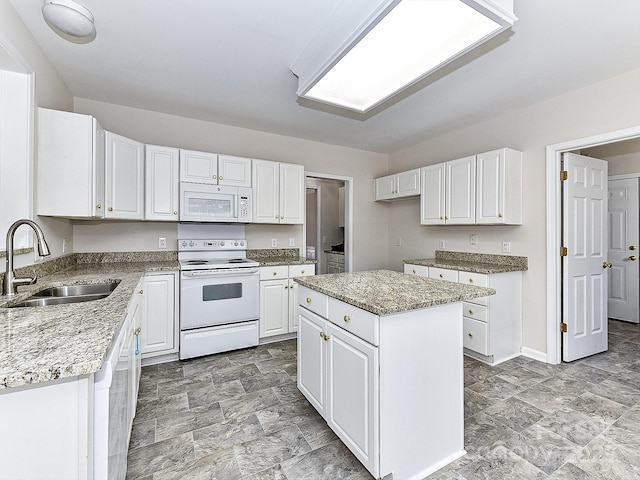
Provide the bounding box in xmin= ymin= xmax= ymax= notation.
xmin=0 ymin=261 xmax=178 ymax=390
xmin=294 ymin=270 xmax=494 ymax=316
xmin=254 ymin=256 xmax=317 ymax=267
xmin=404 ymin=250 xmax=528 ymax=274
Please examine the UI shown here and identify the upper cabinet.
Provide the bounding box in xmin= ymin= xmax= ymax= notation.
xmin=421 ymin=156 xmax=475 ymax=225
xmin=104 ymin=132 xmax=145 ymax=220
xmin=374 ymin=168 xmax=420 ymax=201
xmin=179 ymin=149 xmax=251 ymax=187
xmin=37 ymin=108 xmax=105 ymax=218
xmin=145 ymin=145 xmax=179 ymax=221
xmin=475 ymin=148 xmax=522 ymax=225
xmin=253 ymin=160 xmax=304 ymax=224
xmin=420 ymin=148 xmax=522 ymax=226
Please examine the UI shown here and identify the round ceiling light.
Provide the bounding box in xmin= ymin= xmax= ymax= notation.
xmin=42 ymin=0 xmax=95 ymax=38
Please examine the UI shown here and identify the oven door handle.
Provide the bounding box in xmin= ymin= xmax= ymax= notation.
xmin=182 ymin=268 xmax=260 ymax=277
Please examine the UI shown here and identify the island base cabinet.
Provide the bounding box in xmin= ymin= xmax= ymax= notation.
xmin=297 ymin=286 xmax=464 ymax=480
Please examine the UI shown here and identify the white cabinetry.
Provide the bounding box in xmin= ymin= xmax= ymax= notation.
xmin=105 ymin=131 xmax=145 ymax=220
xmin=260 ymin=264 xmax=315 ymax=338
xmin=421 ymin=156 xmax=475 ymax=225
xmin=140 ymin=272 xmax=179 ymax=359
xmin=145 ymin=145 xmax=179 ymax=221
xmin=37 ymin=107 xmax=105 ymax=218
xmin=297 ymin=285 xmax=464 ymax=479
xmin=475 ymin=148 xmax=523 ymax=225
xmin=374 ymin=168 xmax=420 ymax=201
xmin=252 ymin=160 xmax=304 ymax=224
xmin=326 ymin=252 xmax=345 ymax=273
xmin=403 ymin=263 xmax=429 ymax=277
xmin=179 ymin=149 xmax=252 ymax=187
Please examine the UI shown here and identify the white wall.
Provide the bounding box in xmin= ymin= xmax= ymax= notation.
xmin=72 ymin=98 xmax=389 ymax=271
xmin=386 ymin=67 xmax=640 ymax=357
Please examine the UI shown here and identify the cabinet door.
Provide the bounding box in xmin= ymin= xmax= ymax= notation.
xmin=141 ymin=273 xmax=177 ymax=356
xmin=37 ymin=108 xmax=105 ymax=218
xmin=126 ymin=289 xmax=142 ymax=432
xmin=396 ymin=168 xmax=421 ymax=197
xmin=297 ymin=307 xmax=327 ymax=416
xmin=420 ymin=164 xmax=446 ymax=225
xmin=252 ymin=159 xmax=280 ymax=223
xmin=280 ymin=162 xmax=305 ymax=224
xmin=289 ymin=265 xmax=315 ymax=332
xmin=476 ymin=148 xmax=522 ymax=225
xmin=145 ymin=145 xmax=179 ymax=221
xmin=374 ymin=174 xmax=396 ymax=201
xmin=446 ymin=156 xmax=476 ymax=225
xmin=179 ymin=149 xmax=218 ymax=184
xmin=105 ymin=132 xmax=144 ymax=219
xmin=259 ymin=278 xmax=289 ymax=337
xmin=218 ymin=154 xmax=252 ymax=187
xmin=326 ymin=323 xmax=379 ymax=476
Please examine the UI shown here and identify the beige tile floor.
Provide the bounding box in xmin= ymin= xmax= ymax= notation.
xmin=127 ymin=319 xmax=640 ymax=479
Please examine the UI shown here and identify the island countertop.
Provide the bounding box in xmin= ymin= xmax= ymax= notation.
xmin=294 ymin=269 xmax=494 ymax=316
xmin=0 ymin=261 xmax=178 ymax=390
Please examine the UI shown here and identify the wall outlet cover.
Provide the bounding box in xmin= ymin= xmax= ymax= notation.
xmin=470 ymin=234 xmax=477 ymax=245
xmin=439 ymin=239 xmax=446 ymax=249
xmin=502 ymin=241 xmax=511 ymax=253
xmin=272 ymin=238 xmax=278 ymax=247
xmin=289 ymin=237 xmax=295 ymax=247
xmin=158 ymin=237 xmax=167 ymax=249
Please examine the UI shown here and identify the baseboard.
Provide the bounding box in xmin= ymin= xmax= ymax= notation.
xmin=520 ymin=346 xmax=548 ymax=363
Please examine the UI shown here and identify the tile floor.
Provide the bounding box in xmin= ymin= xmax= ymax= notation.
xmin=127 ymin=320 xmax=640 ymax=479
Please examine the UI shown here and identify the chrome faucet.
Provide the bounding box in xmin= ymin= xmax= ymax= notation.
xmin=3 ymin=219 xmax=51 ymax=297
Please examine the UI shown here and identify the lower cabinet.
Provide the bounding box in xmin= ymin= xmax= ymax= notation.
xmin=140 ymin=272 xmax=179 ymax=359
xmin=404 ymin=263 xmax=522 ymax=365
xmin=259 ymin=264 xmax=315 ymax=338
xmin=325 ymin=252 xmax=345 ymax=274
xmin=297 ymin=285 xmax=464 ymax=479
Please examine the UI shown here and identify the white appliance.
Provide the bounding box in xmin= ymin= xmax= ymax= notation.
xmin=179 ymin=238 xmax=260 ymax=359
xmin=179 ymin=183 xmax=252 ymax=223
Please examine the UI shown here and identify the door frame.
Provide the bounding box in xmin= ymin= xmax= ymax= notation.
xmin=304 ymin=172 xmax=353 ymax=273
xmin=305 ymin=185 xmax=322 ymax=271
xmin=546 ymin=125 xmax=640 ymax=364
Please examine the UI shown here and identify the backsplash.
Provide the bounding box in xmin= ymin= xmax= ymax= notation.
xmin=247 ymin=248 xmax=299 ymax=259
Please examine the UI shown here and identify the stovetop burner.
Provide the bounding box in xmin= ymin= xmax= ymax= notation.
xmin=178 ymin=239 xmax=259 ymax=270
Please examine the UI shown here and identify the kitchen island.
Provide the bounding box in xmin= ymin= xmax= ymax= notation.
xmin=294 ymin=270 xmax=494 ymax=480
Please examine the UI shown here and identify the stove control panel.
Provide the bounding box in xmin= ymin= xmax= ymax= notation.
xmin=178 ymin=239 xmax=247 ymax=251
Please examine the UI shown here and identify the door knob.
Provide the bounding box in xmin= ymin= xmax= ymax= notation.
xmin=630 ymin=256 xmax=638 ymax=261
xmin=602 ymin=262 xmax=612 ymax=268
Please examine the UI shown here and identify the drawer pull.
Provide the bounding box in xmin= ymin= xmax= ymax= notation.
xmin=469 ymin=278 xmax=474 ymax=283
xmin=439 ymin=274 xmax=443 ymax=278
xmin=273 ymin=271 xmax=277 ymax=276
xmin=306 ymin=298 xmax=312 ymax=303
xmin=344 ymin=315 xmax=350 ymax=322
xmin=468 ymin=332 xmax=473 ymax=338
xmin=301 ymin=270 xmax=305 ymax=274
xmin=469 ymin=309 xmax=474 ymax=315
xmin=412 ymin=269 xmax=416 ymax=274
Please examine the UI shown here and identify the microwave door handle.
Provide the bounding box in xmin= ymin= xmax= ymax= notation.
xmin=234 ymin=195 xmax=238 ymax=219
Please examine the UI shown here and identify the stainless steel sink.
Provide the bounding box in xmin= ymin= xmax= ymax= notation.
xmin=7 ymin=281 xmax=120 ymax=308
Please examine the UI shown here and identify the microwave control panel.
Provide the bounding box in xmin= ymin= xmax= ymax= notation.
xmin=239 ymin=196 xmax=249 ymax=218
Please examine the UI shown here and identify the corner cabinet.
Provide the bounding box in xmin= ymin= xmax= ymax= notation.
xmin=259 ymin=264 xmax=315 ymax=338
xmin=374 ymin=168 xmax=420 ymax=201
xmin=421 ymin=156 xmax=475 ymax=225
xmin=145 ymin=145 xmax=179 ymax=221
xmin=252 ymin=160 xmax=304 ymax=224
xmin=297 ymin=285 xmax=464 ymax=479
xmin=140 ymin=272 xmax=179 ymax=359
xmin=105 ymin=132 xmax=145 ymax=220
xmin=37 ymin=107 xmax=105 ymax=218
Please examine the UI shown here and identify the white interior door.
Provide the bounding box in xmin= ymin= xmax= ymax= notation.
xmin=562 ymin=152 xmax=608 ymax=362
xmin=608 ymin=178 xmax=640 ymax=323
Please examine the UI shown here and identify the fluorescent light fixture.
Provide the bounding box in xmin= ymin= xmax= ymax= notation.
xmin=42 ymin=0 xmax=96 ymax=39
xmin=291 ymin=0 xmax=517 ymax=113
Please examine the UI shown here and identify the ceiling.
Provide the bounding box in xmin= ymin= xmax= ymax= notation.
xmin=8 ymin=0 xmax=640 ymax=154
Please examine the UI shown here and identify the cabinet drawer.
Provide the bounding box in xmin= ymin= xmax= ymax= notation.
xmin=429 ymin=267 xmax=458 ymax=282
xmin=459 ymin=272 xmax=489 ymax=305
xmin=299 ymin=285 xmax=328 ymax=317
xmin=404 ymin=264 xmax=429 ymax=277
xmin=289 ymin=264 xmax=315 ymax=277
xmin=327 ymin=297 xmax=379 ymax=346
xmin=260 ymin=265 xmax=288 ymax=280
xmin=463 ymin=302 xmax=488 ymax=322
xmin=463 ymin=317 xmax=488 ymax=355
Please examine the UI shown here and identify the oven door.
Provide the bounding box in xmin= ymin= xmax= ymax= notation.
xmin=180 ymin=268 xmax=259 ymax=329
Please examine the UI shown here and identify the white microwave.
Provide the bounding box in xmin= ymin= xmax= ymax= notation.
xmin=179 ymin=183 xmax=253 ymax=223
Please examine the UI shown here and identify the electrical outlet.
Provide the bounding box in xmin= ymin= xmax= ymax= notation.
xmin=322 ymin=236 xmax=328 ymax=244
xmin=271 ymin=238 xmax=278 ymax=247
xmin=289 ymin=237 xmax=295 ymax=247
xmin=502 ymin=241 xmax=511 ymax=253
xmin=396 ymin=237 xmax=402 ymax=246
xmin=158 ymin=237 xmax=167 ymax=249
xmin=470 ymin=234 xmax=477 ymax=245
xmin=439 ymin=239 xmax=445 ymax=249
xmin=62 ymin=238 xmax=67 ymax=253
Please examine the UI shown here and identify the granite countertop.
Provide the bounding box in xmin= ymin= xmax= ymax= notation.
xmin=404 ymin=250 xmax=528 ymax=274
xmin=0 ymin=261 xmax=178 ymax=390
xmin=253 ymin=256 xmax=317 ymax=267
xmin=323 ymin=250 xmax=345 ymax=255
xmin=294 ymin=270 xmax=494 ymax=316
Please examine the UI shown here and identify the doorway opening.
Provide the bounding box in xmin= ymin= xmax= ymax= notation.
xmin=304 ymin=172 xmax=353 ymax=274
xmin=546 ymin=126 xmax=640 ymax=364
